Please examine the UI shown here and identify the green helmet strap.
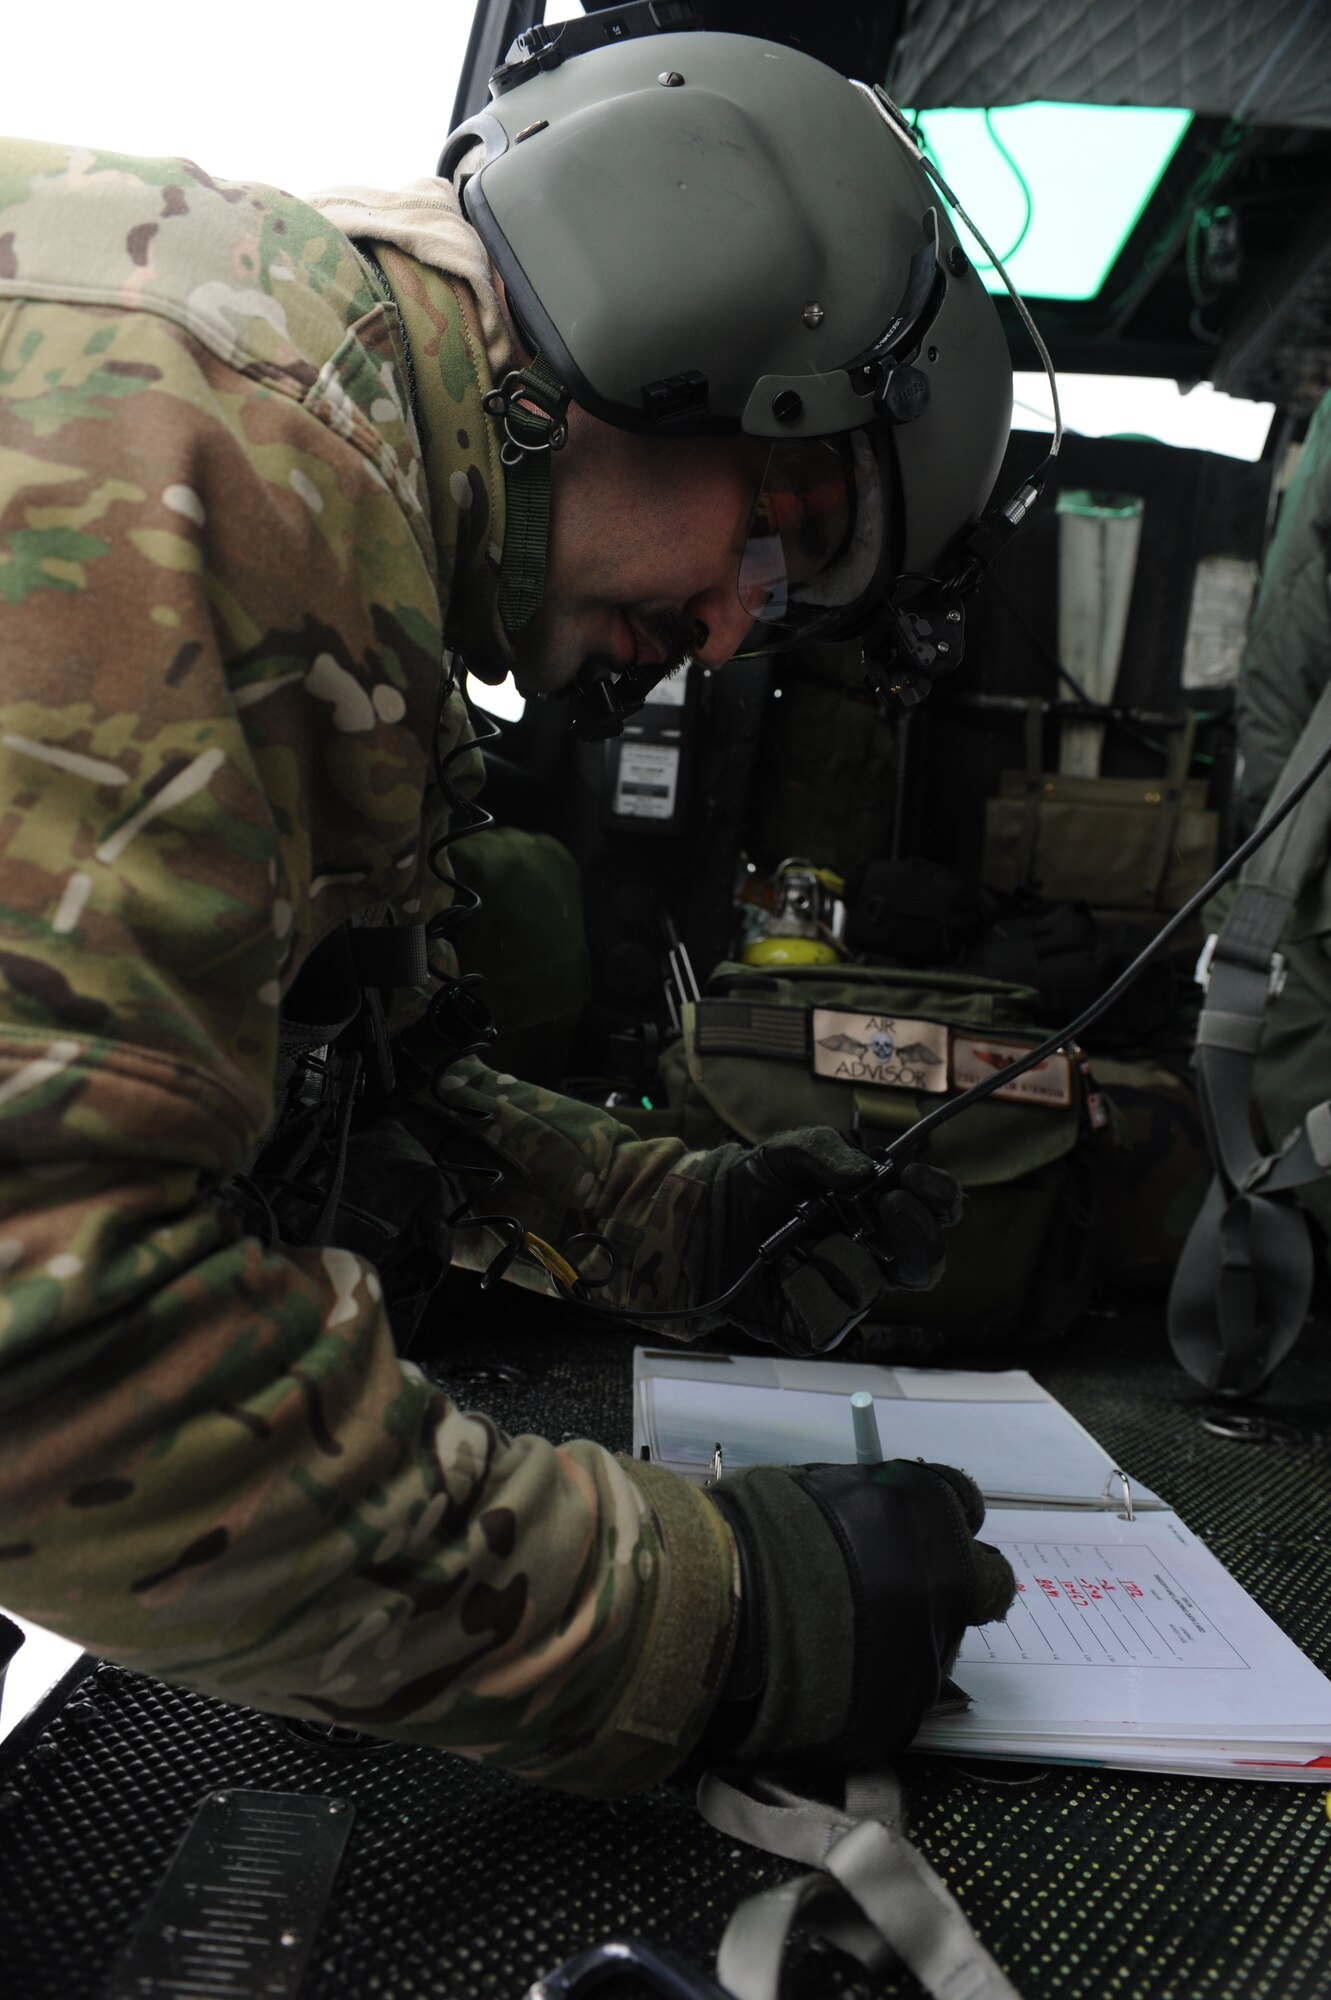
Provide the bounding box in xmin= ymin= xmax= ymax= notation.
xmin=484 ymin=353 xmax=570 ymax=637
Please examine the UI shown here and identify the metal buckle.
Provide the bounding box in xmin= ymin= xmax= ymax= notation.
xmin=1195 ymin=932 xmax=1287 ymax=1001
xmin=1194 ymin=932 xmax=1218 ymax=991
xmin=483 ymin=370 xmax=569 ymax=464
xmin=291 ymin=1046 xmax=334 ymax=1110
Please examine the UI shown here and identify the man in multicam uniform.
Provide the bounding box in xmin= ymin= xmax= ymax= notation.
xmin=0 ymin=26 xmax=1016 ymax=1793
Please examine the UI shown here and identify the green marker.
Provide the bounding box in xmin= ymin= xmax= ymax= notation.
xmin=850 ymin=1389 xmax=883 ymax=1465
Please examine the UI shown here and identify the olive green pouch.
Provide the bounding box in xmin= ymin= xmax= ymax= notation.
xmin=660 ymin=962 xmax=1100 ymax=1351
xmin=983 ymin=708 xmax=1218 ymax=917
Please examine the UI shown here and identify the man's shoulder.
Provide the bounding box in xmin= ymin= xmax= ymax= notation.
xmin=0 ymin=137 xmax=379 ymax=381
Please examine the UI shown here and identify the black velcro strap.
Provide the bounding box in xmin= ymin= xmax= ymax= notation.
xmin=349 ymin=923 xmax=430 ymax=988
xmin=693 ymin=1001 xmax=810 ymax=1061
xmin=498 ymin=449 xmax=552 ymax=635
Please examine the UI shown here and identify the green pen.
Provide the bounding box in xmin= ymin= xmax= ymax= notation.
xmin=850 ymin=1389 xmax=883 ymax=1465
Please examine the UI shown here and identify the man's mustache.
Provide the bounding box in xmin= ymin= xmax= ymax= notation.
xmin=637 ymin=609 xmax=697 ymax=673
xmin=576 ymin=610 xmax=698 ymax=687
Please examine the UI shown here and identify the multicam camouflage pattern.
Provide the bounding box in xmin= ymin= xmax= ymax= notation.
xmin=0 ymin=139 xmax=739 ymax=1794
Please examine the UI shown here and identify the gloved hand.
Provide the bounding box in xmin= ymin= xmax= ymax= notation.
xmin=704 ymin=1128 xmax=963 ymax=1355
xmin=696 ymin=1459 xmax=1014 ymax=1772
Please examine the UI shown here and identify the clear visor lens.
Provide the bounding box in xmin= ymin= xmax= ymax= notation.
xmin=736 ymin=432 xmax=886 ymax=653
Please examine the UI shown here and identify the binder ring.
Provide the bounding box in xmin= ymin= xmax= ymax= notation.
xmin=1102 ymin=1467 xmax=1135 ymax=1521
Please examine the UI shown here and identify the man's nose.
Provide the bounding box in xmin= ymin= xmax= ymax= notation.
xmin=684 ymin=580 xmax=755 ymax=668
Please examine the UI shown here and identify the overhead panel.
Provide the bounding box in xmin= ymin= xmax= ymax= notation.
xmin=887 ymin=0 xmax=1331 ymax=130
xmin=907 ymin=103 xmax=1193 ymax=301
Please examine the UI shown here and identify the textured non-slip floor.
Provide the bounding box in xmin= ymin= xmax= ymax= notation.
xmin=3 ymin=1282 xmax=1330 ymax=2000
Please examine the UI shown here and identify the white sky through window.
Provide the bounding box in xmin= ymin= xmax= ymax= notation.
xmin=1014 ymin=374 xmax=1274 ymax=462
xmin=5 ymin=1 xmax=476 ymax=195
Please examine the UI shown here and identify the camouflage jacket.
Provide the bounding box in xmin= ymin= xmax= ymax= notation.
xmin=0 ymin=140 xmax=739 ymax=1794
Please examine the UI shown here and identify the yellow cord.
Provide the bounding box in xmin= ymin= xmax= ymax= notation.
xmin=522 ymin=1232 xmax=582 ymax=1290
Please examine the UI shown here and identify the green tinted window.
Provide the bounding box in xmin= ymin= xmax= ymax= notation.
xmin=908 ymin=104 xmax=1194 ymax=301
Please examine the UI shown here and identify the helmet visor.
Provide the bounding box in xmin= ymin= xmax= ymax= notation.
xmin=735 ymin=431 xmax=888 ymax=656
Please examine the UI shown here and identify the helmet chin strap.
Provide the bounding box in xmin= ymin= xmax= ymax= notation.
xmin=483 ymin=353 xmax=570 ymax=638
xmin=483 ymin=351 xmax=692 ymax=739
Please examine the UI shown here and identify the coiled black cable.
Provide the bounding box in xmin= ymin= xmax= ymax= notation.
xmin=417 ymin=661 xmax=516 ymax=1270
xmin=418 ymin=660 xmax=615 ymax=1295
xmin=421 ymin=656 xmax=498 ymax=1068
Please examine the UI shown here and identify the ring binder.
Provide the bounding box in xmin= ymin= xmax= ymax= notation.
xmin=633 ymin=1350 xmax=1331 ymax=1781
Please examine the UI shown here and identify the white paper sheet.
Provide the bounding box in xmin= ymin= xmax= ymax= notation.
xmin=966 ymin=1532 xmax=1248 ymax=1672
xmin=916 ymin=1508 xmax=1331 ymax=1752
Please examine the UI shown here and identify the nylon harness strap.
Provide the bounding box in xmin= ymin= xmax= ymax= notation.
xmin=1168 ymin=676 xmax=1331 ymax=1394
xmin=698 ymin=1770 xmax=1024 ymax=2000
xmin=486 ymin=353 xmax=569 ymax=638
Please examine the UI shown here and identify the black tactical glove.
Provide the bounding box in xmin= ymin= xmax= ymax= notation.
xmin=706 ymin=1128 xmax=963 ymax=1355
xmin=697 ymin=1459 xmax=1014 ymax=1772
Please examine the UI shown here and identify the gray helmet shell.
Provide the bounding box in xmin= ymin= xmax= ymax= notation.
xmin=442 ymin=29 xmax=1012 ymax=579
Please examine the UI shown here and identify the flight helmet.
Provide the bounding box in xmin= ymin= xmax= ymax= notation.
xmin=440 ymin=7 xmax=1018 ymax=733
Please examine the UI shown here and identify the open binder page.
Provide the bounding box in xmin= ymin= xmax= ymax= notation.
xmin=632 ymin=1349 xmax=1165 ymax=1510
xmin=913 ymin=1507 xmax=1331 ymax=1774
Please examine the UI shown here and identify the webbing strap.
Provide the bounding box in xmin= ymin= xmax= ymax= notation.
xmin=489 ymin=354 xmax=569 ymax=637
xmin=699 ymin=1771 xmax=1024 ymax=2000
xmin=1195 ymin=1008 xmax=1266 ymax=1056
xmin=1219 ymin=882 xmax=1293 ymax=967
xmin=1193 ymin=678 xmax=1331 ymax=1201
xmin=1193 ymin=957 xmax=1276 ymax=1194
xmin=1169 ymin=678 xmax=1331 ymax=1391
xmin=1169 ymin=1179 xmax=1315 ymax=1393
xmin=718 ymin=1871 xmax=892 ymax=1995
xmin=497 ymin=449 xmax=550 ymax=636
